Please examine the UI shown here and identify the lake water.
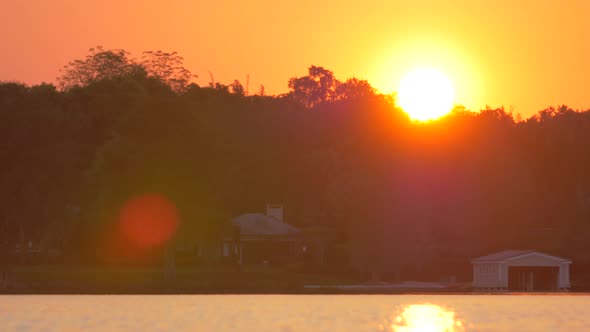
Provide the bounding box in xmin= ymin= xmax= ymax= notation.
xmin=1 ymin=295 xmax=589 ymax=331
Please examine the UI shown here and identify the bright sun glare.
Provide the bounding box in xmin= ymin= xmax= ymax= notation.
xmin=397 ymin=68 xmax=455 ymax=121
xmin=391 ymin=304 xmax=464 ymax=332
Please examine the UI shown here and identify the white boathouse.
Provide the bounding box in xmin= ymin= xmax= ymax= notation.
xmin=471 ymin=250 xmax=571 ymax=291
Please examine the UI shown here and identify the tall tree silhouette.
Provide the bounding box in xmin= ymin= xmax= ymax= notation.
xmin=57 ymin=47 xmax=136 ymax=90
xmin=141 ymin=51 xmax=196 ymax=93
xmin=288 ymin=66 xmax=339 ymax=108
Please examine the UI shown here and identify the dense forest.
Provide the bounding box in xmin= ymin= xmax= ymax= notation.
xmin=1 ymin=47 xmax=590 ymax=282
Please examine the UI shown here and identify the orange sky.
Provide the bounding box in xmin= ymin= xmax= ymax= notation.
xmin=2 ymin=0 xmax=590 ymax=117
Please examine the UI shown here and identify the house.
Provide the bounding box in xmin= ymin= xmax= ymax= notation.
xmin=299 ymin=226 xmax=349 ymax=267
xmin=471 ymin=250 xmax=571 ymax=291
xmin=223 ymin=205 xmax=301 ymax=265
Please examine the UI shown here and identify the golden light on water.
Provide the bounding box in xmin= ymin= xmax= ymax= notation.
xmin=397 ymin=68 xmax=455 ymax=121
xmin=391 ymin=304 xmax=464 ymax=332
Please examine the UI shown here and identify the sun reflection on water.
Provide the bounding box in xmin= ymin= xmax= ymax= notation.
xmin=390 ymin=304 xmax=465 ymax=332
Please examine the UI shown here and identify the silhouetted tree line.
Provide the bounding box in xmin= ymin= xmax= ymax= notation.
xmin=1 ymin=47 xmax=590 ymax=282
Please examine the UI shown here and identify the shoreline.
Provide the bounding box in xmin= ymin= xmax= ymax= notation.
xmin=2 ymin=265 xmax=586 ymax=295
xmin=1 ymin=287 xmax=584 ymax=295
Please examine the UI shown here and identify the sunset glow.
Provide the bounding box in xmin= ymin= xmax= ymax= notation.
xmin=3 ymin=1 xmax=590 ymax=116
xmin=397 ymin=68 xmax=455 ymax=121
xmin=2 ymin=1 xmax=590 ymax=326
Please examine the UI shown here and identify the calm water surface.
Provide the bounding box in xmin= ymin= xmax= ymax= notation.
xmin=1 ymin=295 xmax=589 ymax=331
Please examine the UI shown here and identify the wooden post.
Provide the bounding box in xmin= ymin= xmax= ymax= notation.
xmin=233 ymin=225 xmax=241 ymax=271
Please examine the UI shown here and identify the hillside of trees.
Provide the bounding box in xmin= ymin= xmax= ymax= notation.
xmin=2 ymin=47 xmax=590 ymax=282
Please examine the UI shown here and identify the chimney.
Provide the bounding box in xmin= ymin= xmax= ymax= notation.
xmin=266 ymin=204 xmax=284 ymax=222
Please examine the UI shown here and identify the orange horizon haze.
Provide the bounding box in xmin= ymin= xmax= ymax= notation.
xmin=2 ymin=0 xmax=590 ymax=117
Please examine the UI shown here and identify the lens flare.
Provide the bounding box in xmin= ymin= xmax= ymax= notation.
xmin=118 ymin=193 xmax=179 ymax=251
xmin=391 ymin=304 xmax=464 ymax=332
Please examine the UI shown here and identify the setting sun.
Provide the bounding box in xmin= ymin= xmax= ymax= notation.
xmin=397 ymin=68 xmax=455 ymax=121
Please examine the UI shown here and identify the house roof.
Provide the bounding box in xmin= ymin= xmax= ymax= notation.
xmin=232 ymin=213 xmax=300 ymax=236
xmin=471 ymin=250 xmax=571 ymax=263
